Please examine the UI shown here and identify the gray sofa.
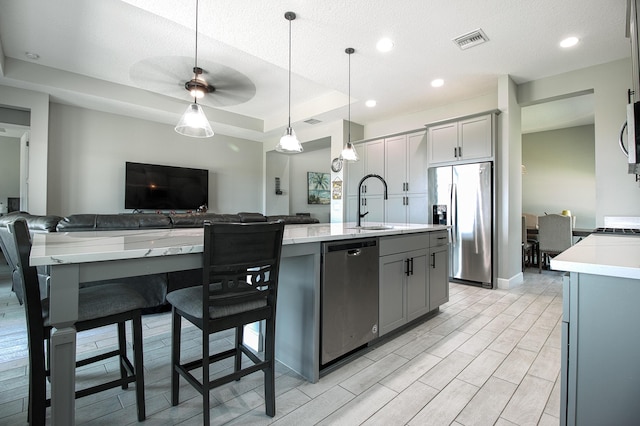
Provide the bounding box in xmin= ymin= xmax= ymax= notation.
xmin=0 ymin=211 xmax=318 ymax=312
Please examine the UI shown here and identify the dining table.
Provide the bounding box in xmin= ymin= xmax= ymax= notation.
xmin=526 ymin=226 xmax=595 ymax=238
xmin=29 ymin=222 xmax=444 ymax=425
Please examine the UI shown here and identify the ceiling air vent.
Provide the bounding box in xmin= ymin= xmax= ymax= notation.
xmin=453 ymin=29 xmax=489 ymax=50
xmin=304 ymin=118 xmax=322 ymax=125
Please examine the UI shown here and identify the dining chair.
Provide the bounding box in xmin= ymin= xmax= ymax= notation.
xmin=167 ymin=220 xmax=285 ymax=426
xmin=522 ymin=215 xmax=534 ymax=270
xmin=537 ymin=213 xmax=572 ymax=273
xmin=6 ymin=219 xmax=147 ymax=424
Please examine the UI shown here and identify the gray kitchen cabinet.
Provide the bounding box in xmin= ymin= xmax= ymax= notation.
xmin=561 ymin=272 xmax=640 ymax=425
xmin=346 ymin=139 xmax=385 ymax=223
xmin=428 ymin=114 xmax=492 ymax=165
xmin=385 ymin=131 xmax=428 ymax=224
xmin=428 ymin=231 xmax=449 ymax=310
xmin=379 ymin=231 xmax=449 ymax=336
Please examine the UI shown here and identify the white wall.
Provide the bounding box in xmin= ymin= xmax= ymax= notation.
xmin=518 ymin=58 xmax=637 ymax=224
xmin=0 ymin=136 xmax=20 ymax=212
xmin=289 ymin=147 xmax=331 ymax=223
xmin=46 ymin=103 xmax=264 ymax=216
xmin=0 ymin=85 xmax=49 ymax=214
xmin=263 ymin=120 xmax=362 ymax=223
xmin=523 ymin=125 xmax=596 ymax=228
xmin=265 ymin=151 xmax=290 ymax=216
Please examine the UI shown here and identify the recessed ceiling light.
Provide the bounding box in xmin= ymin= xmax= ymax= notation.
xmin=431 ymin=79 xmax=444 ymax=88
xmin=560 ymin=36 xmax=579 ymax=48
xmin=365 ymin=100 xmax=377 ymax=107
xmin=25 ymin=52 xmax=40 ymax=60
xmin=376 ymin=38 xmax=394 ymax=52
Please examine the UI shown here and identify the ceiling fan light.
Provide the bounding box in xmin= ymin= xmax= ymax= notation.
xmin=190 ymin=87 xmax=206 ymax=99
xmin=175 ymin=103 xmax=214 ymax=138
xmin=276 ymin=126 xmax=303 ymax=153
xmin=340 ymin=142 xmax=359 ymax=162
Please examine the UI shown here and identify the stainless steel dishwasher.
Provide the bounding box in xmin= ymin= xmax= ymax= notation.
xmin=321 ymin=238 xmax=379 ymax=366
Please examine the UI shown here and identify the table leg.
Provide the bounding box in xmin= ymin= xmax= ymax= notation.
xmin=48 ymin=264 xmax=80 ymax=425
xmin=50 ymin=327 xmax=76 ymax=425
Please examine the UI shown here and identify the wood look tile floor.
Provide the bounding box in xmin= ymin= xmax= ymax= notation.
xmin=0 ymin=255 xmax=563 ymax=425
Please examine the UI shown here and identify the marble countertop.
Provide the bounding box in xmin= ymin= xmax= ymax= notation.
xmin=30 ymin=222 xmax=448 ymax=267
xmin=551 ymin=234 xmax=640 ymax=279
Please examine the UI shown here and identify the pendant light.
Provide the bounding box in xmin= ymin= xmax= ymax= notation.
xmin=175 ymin=0 xmax=214 ymax=138
xmin=340 ymin=47 xmax=359 ymax=162
xmin=275 ymin=12 xmax=303 ymax=153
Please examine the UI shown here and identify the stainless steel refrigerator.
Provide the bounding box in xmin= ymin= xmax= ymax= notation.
xmin=428 ymin=161 xmax=493 ymax=288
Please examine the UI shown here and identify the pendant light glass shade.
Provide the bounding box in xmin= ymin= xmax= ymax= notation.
xmin=341 ymin=47 xmax=359 ymax=162
xmin=277 ymin=126 xmax=303 ymax=153
xmin=275 ymin=11 xmax=303 ymax=154
xmin=175 ymin=103 xmax=214 ymax=138
xmin=340 ymin=141 xmax=359 ymax=161
xmin=175 ymin=0 xmax=214 ymax=138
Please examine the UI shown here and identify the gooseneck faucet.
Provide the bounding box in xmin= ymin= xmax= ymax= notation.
xmin=357 ymin=173 xmax=388 ymax=227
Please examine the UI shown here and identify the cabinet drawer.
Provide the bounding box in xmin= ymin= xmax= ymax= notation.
xmin=379 ymin=233 xmax=429 ymax=256
xmin=430 ymin=231 xmax=449 ymax=247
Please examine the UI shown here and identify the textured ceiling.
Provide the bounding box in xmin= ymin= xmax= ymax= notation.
xmin=0 ymin=0 xmax=631 ymax=141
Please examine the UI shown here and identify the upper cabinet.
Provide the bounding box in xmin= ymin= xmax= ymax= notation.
xmin=345 ymin=131 xmax=427 ymax=224
xmin=345 ymin=139 xmax=385 ymax=223
xmin=385 ymin=132 xmax=428 ymax=224
xmin=428 ymin=114 xmax=493 ymax=166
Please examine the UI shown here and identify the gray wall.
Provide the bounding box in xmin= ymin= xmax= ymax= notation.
xmin=522 ymin=125 xmax=596 ymax=228
xmin=46 ymin=103 xmax=264 ymax=216
xmin=0 ymin=136 xmax=20 ymax=212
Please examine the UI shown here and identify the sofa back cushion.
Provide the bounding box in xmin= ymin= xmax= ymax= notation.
xmin=56 ymin=213 xmax=171 ymax=231
xmin=169 ymin=213 xmax=243 ymax=227
xmin=0 ymin=212 xmax=62 ymax=232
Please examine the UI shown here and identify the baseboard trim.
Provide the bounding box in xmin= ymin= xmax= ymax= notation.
xmin=497 ymin=272 xmax=524 ymax=289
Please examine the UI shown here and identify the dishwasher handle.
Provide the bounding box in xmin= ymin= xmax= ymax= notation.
xmin=347 ymin=249 xmax=362 ymax=257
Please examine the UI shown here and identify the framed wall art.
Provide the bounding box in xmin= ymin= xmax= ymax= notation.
xmin=307 ymin=172 xmax=330 ymax=205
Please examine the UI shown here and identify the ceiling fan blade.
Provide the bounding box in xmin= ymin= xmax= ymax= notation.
xmin=130 ymin=56 xmax=256 ymax=107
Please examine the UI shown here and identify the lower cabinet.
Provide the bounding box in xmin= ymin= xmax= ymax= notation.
xmin=379 ymin=231 xmax=449 ymax=336
xmin=561 ymin=272 xmax=640 ymax=425
xmin=429 ymin=232 xmax=449 ymax=310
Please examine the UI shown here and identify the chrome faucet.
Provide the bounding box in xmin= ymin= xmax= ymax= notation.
xmin=357 ymin=173 xmax=388 ymax=227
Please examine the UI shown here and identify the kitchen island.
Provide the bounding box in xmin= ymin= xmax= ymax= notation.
xmin=30 ymin=221 xmax=448 ymax=425
xmin=551 ymin=234 xmax=640 ymax=425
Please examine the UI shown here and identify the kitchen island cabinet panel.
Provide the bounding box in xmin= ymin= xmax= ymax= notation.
xmin=562 ymin=272 xmax=640 ymax=425
xmin=551 ymin=234 xmax=640 ymax=425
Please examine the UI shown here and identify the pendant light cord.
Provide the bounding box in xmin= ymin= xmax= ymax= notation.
xmin=348 ymin=50 xmax=351 ymax=143
xmin=287 ymin=15 xmax=292 ymax=128
xmin=193 ymin=0 xmax=199 ymax=102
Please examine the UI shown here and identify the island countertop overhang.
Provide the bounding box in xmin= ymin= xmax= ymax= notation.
xmin=30 ymin=222 xmax=449 ymax=267
xmin=551 ymin=234 xmax=640 ymax=280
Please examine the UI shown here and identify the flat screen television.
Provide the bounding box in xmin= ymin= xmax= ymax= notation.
xmin=125 ymin=161 xmax=208 ymax=210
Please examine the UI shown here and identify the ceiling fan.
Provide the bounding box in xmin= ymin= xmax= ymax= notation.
xmin=129 ymin=56 xmax=256 ymax=108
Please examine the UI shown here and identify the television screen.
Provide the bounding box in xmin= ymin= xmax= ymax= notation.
xmin=125 ymin=161 xmax=208 ymax=210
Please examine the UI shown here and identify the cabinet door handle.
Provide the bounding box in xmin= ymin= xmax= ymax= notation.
xmin=454 ymin=147 xmax=457 ymax=157
xmin=410 ymin=257 xmax=414 ymax=275
xmin=405 ymin=258 xmax=410 ymax=276
xmin=458 ymin=146 xmax=462 ymax=157
xmin=405 ymin=182 xmax=409 ymax=192
xmin=431 ymin=253 xmax=436 ymax=268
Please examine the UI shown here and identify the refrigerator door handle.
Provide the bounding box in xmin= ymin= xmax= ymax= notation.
xmin=450 ymin=183 xmax=458 ymax=246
